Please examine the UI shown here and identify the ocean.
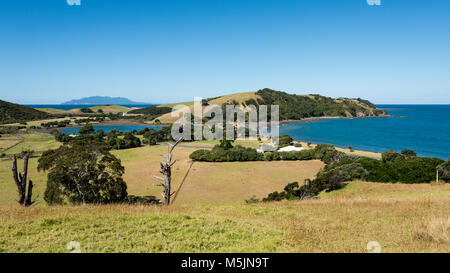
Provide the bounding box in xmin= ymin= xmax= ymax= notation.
xmin=279 ymin=105 xmax=450 ymax=160
xmin=25 ymin=104 xmax=154 ymax=110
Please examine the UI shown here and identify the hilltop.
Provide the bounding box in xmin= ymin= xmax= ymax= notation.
xmin=62 ymin=96 xmax=147 ymax=105
xmin=147 ymin=88 xmax=387 ymax=123
xmin=0 ymin=100 xmax=50 ymax=124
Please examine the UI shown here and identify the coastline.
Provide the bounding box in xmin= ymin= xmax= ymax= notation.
xmin=279 ymin=114 xmax=399 ymax=124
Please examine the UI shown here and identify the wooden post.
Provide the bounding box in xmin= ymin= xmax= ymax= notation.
xmin=436 ymin=167 xmax=439 ymax=183
xmin=154 ymin=138 xmax=183 ymax=206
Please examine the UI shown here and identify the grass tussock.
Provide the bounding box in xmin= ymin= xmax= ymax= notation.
xmin=415 ymin=217 xmax=450 ymax=245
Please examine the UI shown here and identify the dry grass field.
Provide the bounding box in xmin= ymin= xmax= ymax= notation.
xmin=0 ymin=133 xmax=449 ymax=253
xmin=1 ymin=189 xmax=449 ymax=252
xmin=174 ymin=160 xmax=323 ymax=204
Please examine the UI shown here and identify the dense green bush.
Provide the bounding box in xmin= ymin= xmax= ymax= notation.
xmin=78 ymin=123 xmax=95 ymax=135
xmin=50 ymin=129 xmax=72 ymax=143
xmin=190 ymin=145 xmax=264 ymax=162
xmin=382 ymin=150 xmax=404 ymax=163
xmin=80 ymin=108 xmax=94 ymax=113
xmin=141 ymin=127 xmax=171 ymax=145
xmin=278 ymin=134 xmax=293 ymax=148
xmin=359 ymin=157 xmax=444 ymax=183
xmin=401 ymin=149 xmax=417 ymax=159
xmin=108 ymin=133 xmax=141 ymax=150
xmin=41 ymin=120 xmax=71 ymax=128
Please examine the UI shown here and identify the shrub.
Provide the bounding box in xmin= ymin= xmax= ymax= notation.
xmin=360 ymin=157 xmax=444 ymax=183
xmin=189 ymin=145 xmax=263 ymax=162
xmin=245 ymin=195 xmax=260 ymax=204
xmin=279 ymin=134 xmax=294 ymax=148
xmin=80 ymin=108 xmax=94 ymax=113
xmin=263 ymin=181 xmax=319 ymax=202
xmin=401 ymin=149 xmax=417 ymax=159
xmin=382 ymin=150 xmax=404 ymax=163
xmin=78 ymin=123 xmax=95 ymax=135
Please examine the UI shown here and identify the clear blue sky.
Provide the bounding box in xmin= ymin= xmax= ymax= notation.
xmin=1 ymin=0 xmax=449 ymax=104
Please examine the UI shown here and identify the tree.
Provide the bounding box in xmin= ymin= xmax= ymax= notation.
xmin=437 ymin=160 xmax=450 ymax=182
xmin=153 ymin=138 xmax=183 ymax=205
xmin=38 ymin=139 xmax=127 ymax=205
xmin=279 ymin=134 xmax=293 ymax=148
xmin=348 ymin=146 xmax=354 ymax=152
xmin=80 ymin=108 xmax=94 ymax=113
xmin=219 ymin=139 xmax=234 ymax=150
xmin=11 ymin=154 xmax=37 ymax=206
xmin=401 ymin=149 xmax=417 ymax=159
xmin=382 ymin=150 xmax=404 ymax=163
xmin=78 ymin=123 xmax=95 ymax=135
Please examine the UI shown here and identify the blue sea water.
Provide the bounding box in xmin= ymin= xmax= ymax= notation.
xmin=279 ymin=105 xmax=450 ymax=160
xmin=59 ymin=125 xmax=162 ymax=135
xmin=25 ymin=104 xmax=154 ymax=110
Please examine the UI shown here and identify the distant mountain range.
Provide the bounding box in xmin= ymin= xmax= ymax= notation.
xmin=62 ymin=96 xmax=147 ymax=105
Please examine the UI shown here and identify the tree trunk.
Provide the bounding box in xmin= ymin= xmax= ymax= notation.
xmin=154 ymin=138 xmax=182 ymax=206
xmin=11 ymin=155 xmax=36 ymax=206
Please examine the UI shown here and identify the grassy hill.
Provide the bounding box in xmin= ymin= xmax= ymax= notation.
xmin=1 ymin=135 xmax=449 ymax=252
xmin=0 ymin=100 xmax=50 ymax=124
xmin=151 ymin=89 xmax=386 ymax=123
xmin=1 ymin=181 xmax=449 ymax=252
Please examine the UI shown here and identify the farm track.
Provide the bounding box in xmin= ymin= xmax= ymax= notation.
xmin=0 ymin=135 xmax=25 ymax=153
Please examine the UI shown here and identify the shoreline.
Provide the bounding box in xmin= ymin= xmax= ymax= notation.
xmin=279 ymin=115 xmax=402 ymax=124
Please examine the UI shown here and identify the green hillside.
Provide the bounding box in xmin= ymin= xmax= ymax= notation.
xmin=0 ymin=100 xmax=50 ymax=124
xmin=254 ymin=88 xmax=387 ymax=120
xmin=153 ymin=89 xmax=387 ymax=123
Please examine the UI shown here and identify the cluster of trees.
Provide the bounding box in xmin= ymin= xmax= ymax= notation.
xmin=189 ymin=141 xmax=345 ymax=163
xmin=128 ymin=105 xmax=172 ymax=117
xmin=41 ymin=120 xmax=71 ymax=128
xmin=0 ymin=126 xmax=27 ymax=134
xmin=74 ymin=117 xmax=104 ymax=124
xmin=141 ymin=127 xmax=171 ymax=145
xmin=190 ymin=142 xmax=263 ymax=162
xmin=279 ymin=134 xmax=294 ymax=148
xmin=252 ymin=88 xmax=386 ymax=120
xmin=51 ymin=124 xmax=173 ymax=151
xmin=108 ymin=133 xmax=141 ymax=150
xmin=261 ymin=146 xmax=449 ymax=203
xmin=79 ymin=108 xmax=94 ymax=113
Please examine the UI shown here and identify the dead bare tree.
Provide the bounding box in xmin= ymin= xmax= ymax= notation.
xmin=153 ymin=138 xmax=183 ymax=205
xmin=11 ymin=154 xmax=37 ymax=206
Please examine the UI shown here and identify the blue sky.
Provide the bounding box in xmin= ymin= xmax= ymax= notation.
xmin=1 ymin=0 xmax=449 ymax=104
